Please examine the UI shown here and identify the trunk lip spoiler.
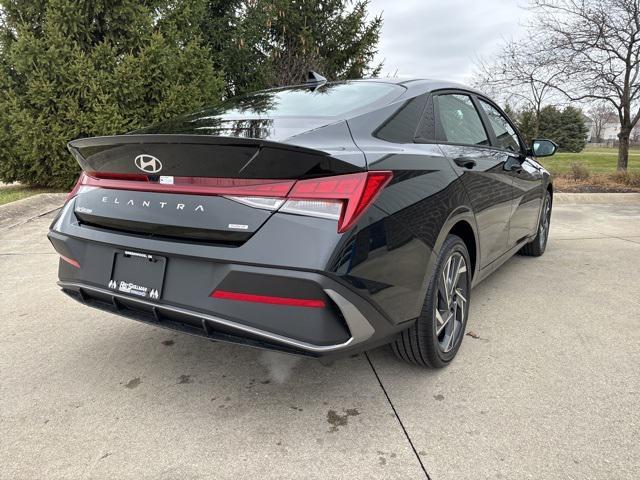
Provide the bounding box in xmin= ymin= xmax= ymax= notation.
xmin=68 ymin=134 xmax=328 ymax=157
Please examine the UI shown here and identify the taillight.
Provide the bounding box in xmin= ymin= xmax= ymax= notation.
xmin=66 ymin=173 xmax=86 ymax=201
xmin=66 ymin=172 xmax=99 ymax=202
xmin=226 ymin=171 xmax=392 ymax=232
xmin=222 ymin=196 xmax=285 ymax=210
xmin=280 ymin=199 xmax=342 ymax=220
xmin=76 ymin=173 xmax=295 ymax=197
xmin=285 ymin=171 xmax=393 ymax=233
xmin=69 ymin=170 xmax=392 ymax=233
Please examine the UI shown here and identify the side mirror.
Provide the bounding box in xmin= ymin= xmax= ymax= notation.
xmin=531 ymin=139 xmax=558 ymax=157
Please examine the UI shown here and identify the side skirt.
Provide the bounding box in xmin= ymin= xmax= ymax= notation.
xmin=471 ymin=236 xmax=534 ymax=288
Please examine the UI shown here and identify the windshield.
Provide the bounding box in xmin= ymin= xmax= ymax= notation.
xmin=211 ymin=82 xmax=403 ymax=118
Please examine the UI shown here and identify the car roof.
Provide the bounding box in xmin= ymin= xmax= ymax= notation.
xmin=286 ymin=77 xmax=486 ymax=101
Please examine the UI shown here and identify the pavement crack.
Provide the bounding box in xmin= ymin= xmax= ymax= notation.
xmin=553 ymin=235 xmax=640 ymax=245
xmin=617 ymin=236 xmax=640 ymax=245
xmin=0 ymin=205 xmax=62 ymax=232
xmin=605 ymin=235 xmax=640 ymax=245
xmin=554 ymin=237 xmax=608 ymax=241
xmin=365 ymin=352 xmax=431 ymax=480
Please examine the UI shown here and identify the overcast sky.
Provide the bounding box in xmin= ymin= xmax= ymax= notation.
xmin=368 ymin=0 xmax=531 ymax=84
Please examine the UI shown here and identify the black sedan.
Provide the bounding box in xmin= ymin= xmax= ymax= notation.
xmin=49 ymin=76 xmax=556 ymax=368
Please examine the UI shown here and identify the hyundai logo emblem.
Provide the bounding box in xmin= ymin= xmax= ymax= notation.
xmin=134 ymin=154 xmax=162 ymax=174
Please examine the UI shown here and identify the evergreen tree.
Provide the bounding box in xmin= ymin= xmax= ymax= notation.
xmin=538 ymin=106 xmax=563 ymax=142
xmin=557 ymin=107 xmax=588 ymax=152
xmin=0 ymin=0 xmax=225 ymax=188
xmin=537 ymin=105 xmax=587 ymax=152
xmin=0 ymin=0 xmax=384 ymax=187
xmin=503 ymin=103 xmax=517 ymax=122
xmin=517 ymin=108 xmax=539 ymax=146
xmin=202 ymin=0 xmax=383 ymax=95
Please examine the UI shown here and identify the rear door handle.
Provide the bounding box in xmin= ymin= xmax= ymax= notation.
xmin=454 ymin=157 xmax=477 ymax=169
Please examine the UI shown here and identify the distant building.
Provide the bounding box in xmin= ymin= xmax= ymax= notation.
xmin=586 ymin=112 xmax=640 ymax=144
xmin=582 ymin=114 xmax=594 ymax=142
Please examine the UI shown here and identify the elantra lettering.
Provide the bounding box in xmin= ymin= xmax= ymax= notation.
xmin=101 ymin=196 xmax=205 ymax=212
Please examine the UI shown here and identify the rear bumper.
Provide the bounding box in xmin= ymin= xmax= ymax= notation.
xmin=49 ymin=229 xmax=408 ymax=359
xmin=58 ymin=281 xmax=377 ymax=356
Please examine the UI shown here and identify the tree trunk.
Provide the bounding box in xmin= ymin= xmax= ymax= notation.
xmin=617 ymin=129 xmax=630 ymax=171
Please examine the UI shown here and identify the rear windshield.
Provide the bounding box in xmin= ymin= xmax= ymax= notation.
xmin=213 ymin=82 xmax=403 ymax=118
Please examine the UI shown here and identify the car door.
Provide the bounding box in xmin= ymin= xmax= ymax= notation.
xmin=431 ymin=91 xmax=513 ymax=268
xmin=476 ymin=98 xmax=544 ymax=247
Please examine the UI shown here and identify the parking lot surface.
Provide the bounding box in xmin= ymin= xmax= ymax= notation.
xmin=1 ymin=201 xmax=639 ymax=479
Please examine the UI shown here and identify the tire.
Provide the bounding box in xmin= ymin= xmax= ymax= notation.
xmin=519 ymin=190 xmax=552 ymax=257
xmin=392 ymin=234 xmax=472 ymax=368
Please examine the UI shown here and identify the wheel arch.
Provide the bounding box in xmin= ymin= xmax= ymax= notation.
xmin=434 ymin=207 xmax=480 ymax=279
xmin=449 ymin=220 xmax=477 ymax=278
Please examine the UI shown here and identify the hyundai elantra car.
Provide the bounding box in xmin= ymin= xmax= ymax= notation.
xmin=49 ymin=76 xmax=556 ymax=368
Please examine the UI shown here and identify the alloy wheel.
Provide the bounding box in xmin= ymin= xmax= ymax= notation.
xmin=539 ymin=194 xmax=551 ymax=250
xmin=435 ymin=252 xmax=468 ymax=353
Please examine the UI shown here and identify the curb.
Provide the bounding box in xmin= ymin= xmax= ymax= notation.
xmin=553 ymin=193 xmax=640 ymax=204
xmin=0 ymin=193 xmax=66 ymax=231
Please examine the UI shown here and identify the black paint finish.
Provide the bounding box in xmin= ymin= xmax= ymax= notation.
xmin=50 ymin=79 xmax=552 ymax=359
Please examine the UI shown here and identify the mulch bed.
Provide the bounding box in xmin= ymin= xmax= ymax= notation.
xmin=552 ymin=175 xmax=640 ymax=193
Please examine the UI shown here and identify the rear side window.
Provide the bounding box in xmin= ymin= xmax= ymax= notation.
xmin=434 ymin=94 xmax=489 ymax=146
xmin=375 ymin=95 xmax=427 ymax=143
xmin=478 ymin=99 xmax=521 ymax=152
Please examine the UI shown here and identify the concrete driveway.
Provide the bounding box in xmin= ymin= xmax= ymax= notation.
xmin=1 ymin=198 xmax=639 ymax=479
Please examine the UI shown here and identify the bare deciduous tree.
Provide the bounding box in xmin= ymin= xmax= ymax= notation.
xmin=588 ymin=102 xmax=617 ymax=142
xmin=529 ymin=0 xmax=640 ymax=170
xmin=475 ymin=0 xmax=640 ymax=170
xmin=474 ymin=37 xmax=562 ymax=125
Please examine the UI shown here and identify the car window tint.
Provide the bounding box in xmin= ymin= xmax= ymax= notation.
xmin=375 ymin=95 xmax=427 ymax=143
xmin=478 ymin=99 xmax=521 ymax=152
xmin=415 ymin=95 xmax=436 ymax=141
xmin=435 ymin=94 xmax=489 ymax=146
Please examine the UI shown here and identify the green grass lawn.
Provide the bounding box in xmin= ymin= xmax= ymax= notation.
xmin=0 ymin=185 xmax=62 ymax=206
xmin=539 ymin=146 xmax=640 ymax=174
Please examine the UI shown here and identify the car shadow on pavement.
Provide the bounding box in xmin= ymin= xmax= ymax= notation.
xmin=45 ymin=240 xmax=550 ymax=436
xmin=56 ymin=250 xmax=539 ymax=403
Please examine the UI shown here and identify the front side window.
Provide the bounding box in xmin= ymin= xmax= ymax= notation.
xmin=478 ymin=99 xmax=521 ymax=152
xmin=434 ymin=94 xmax=489 ymax=146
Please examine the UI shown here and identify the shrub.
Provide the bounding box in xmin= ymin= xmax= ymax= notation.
xmin=569 ymin=162 xmax=590 ymax=180
xmin=0 ymin=0 xmax=225 ymax=189
xmin=611 ymin=171 xmax=640 ymax=187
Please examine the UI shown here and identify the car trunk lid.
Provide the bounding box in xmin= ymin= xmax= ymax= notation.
xmin=68 ymin=133 xmax=365 ymax=244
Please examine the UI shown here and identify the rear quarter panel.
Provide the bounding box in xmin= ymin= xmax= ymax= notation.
xmin=328 ymin=104 xmax=475 ymax=324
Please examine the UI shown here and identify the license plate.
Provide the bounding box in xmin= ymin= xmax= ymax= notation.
xmin=108 ymin=251 xmax=166 ymax=301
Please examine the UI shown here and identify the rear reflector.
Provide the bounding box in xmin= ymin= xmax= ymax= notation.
xmin=60 ymin=255 xmax=80 ymax=268
xmin=211 ymin=290 xmax=326 ymax=308
xmin=67 ymin=170 xmax=392 ymax=233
